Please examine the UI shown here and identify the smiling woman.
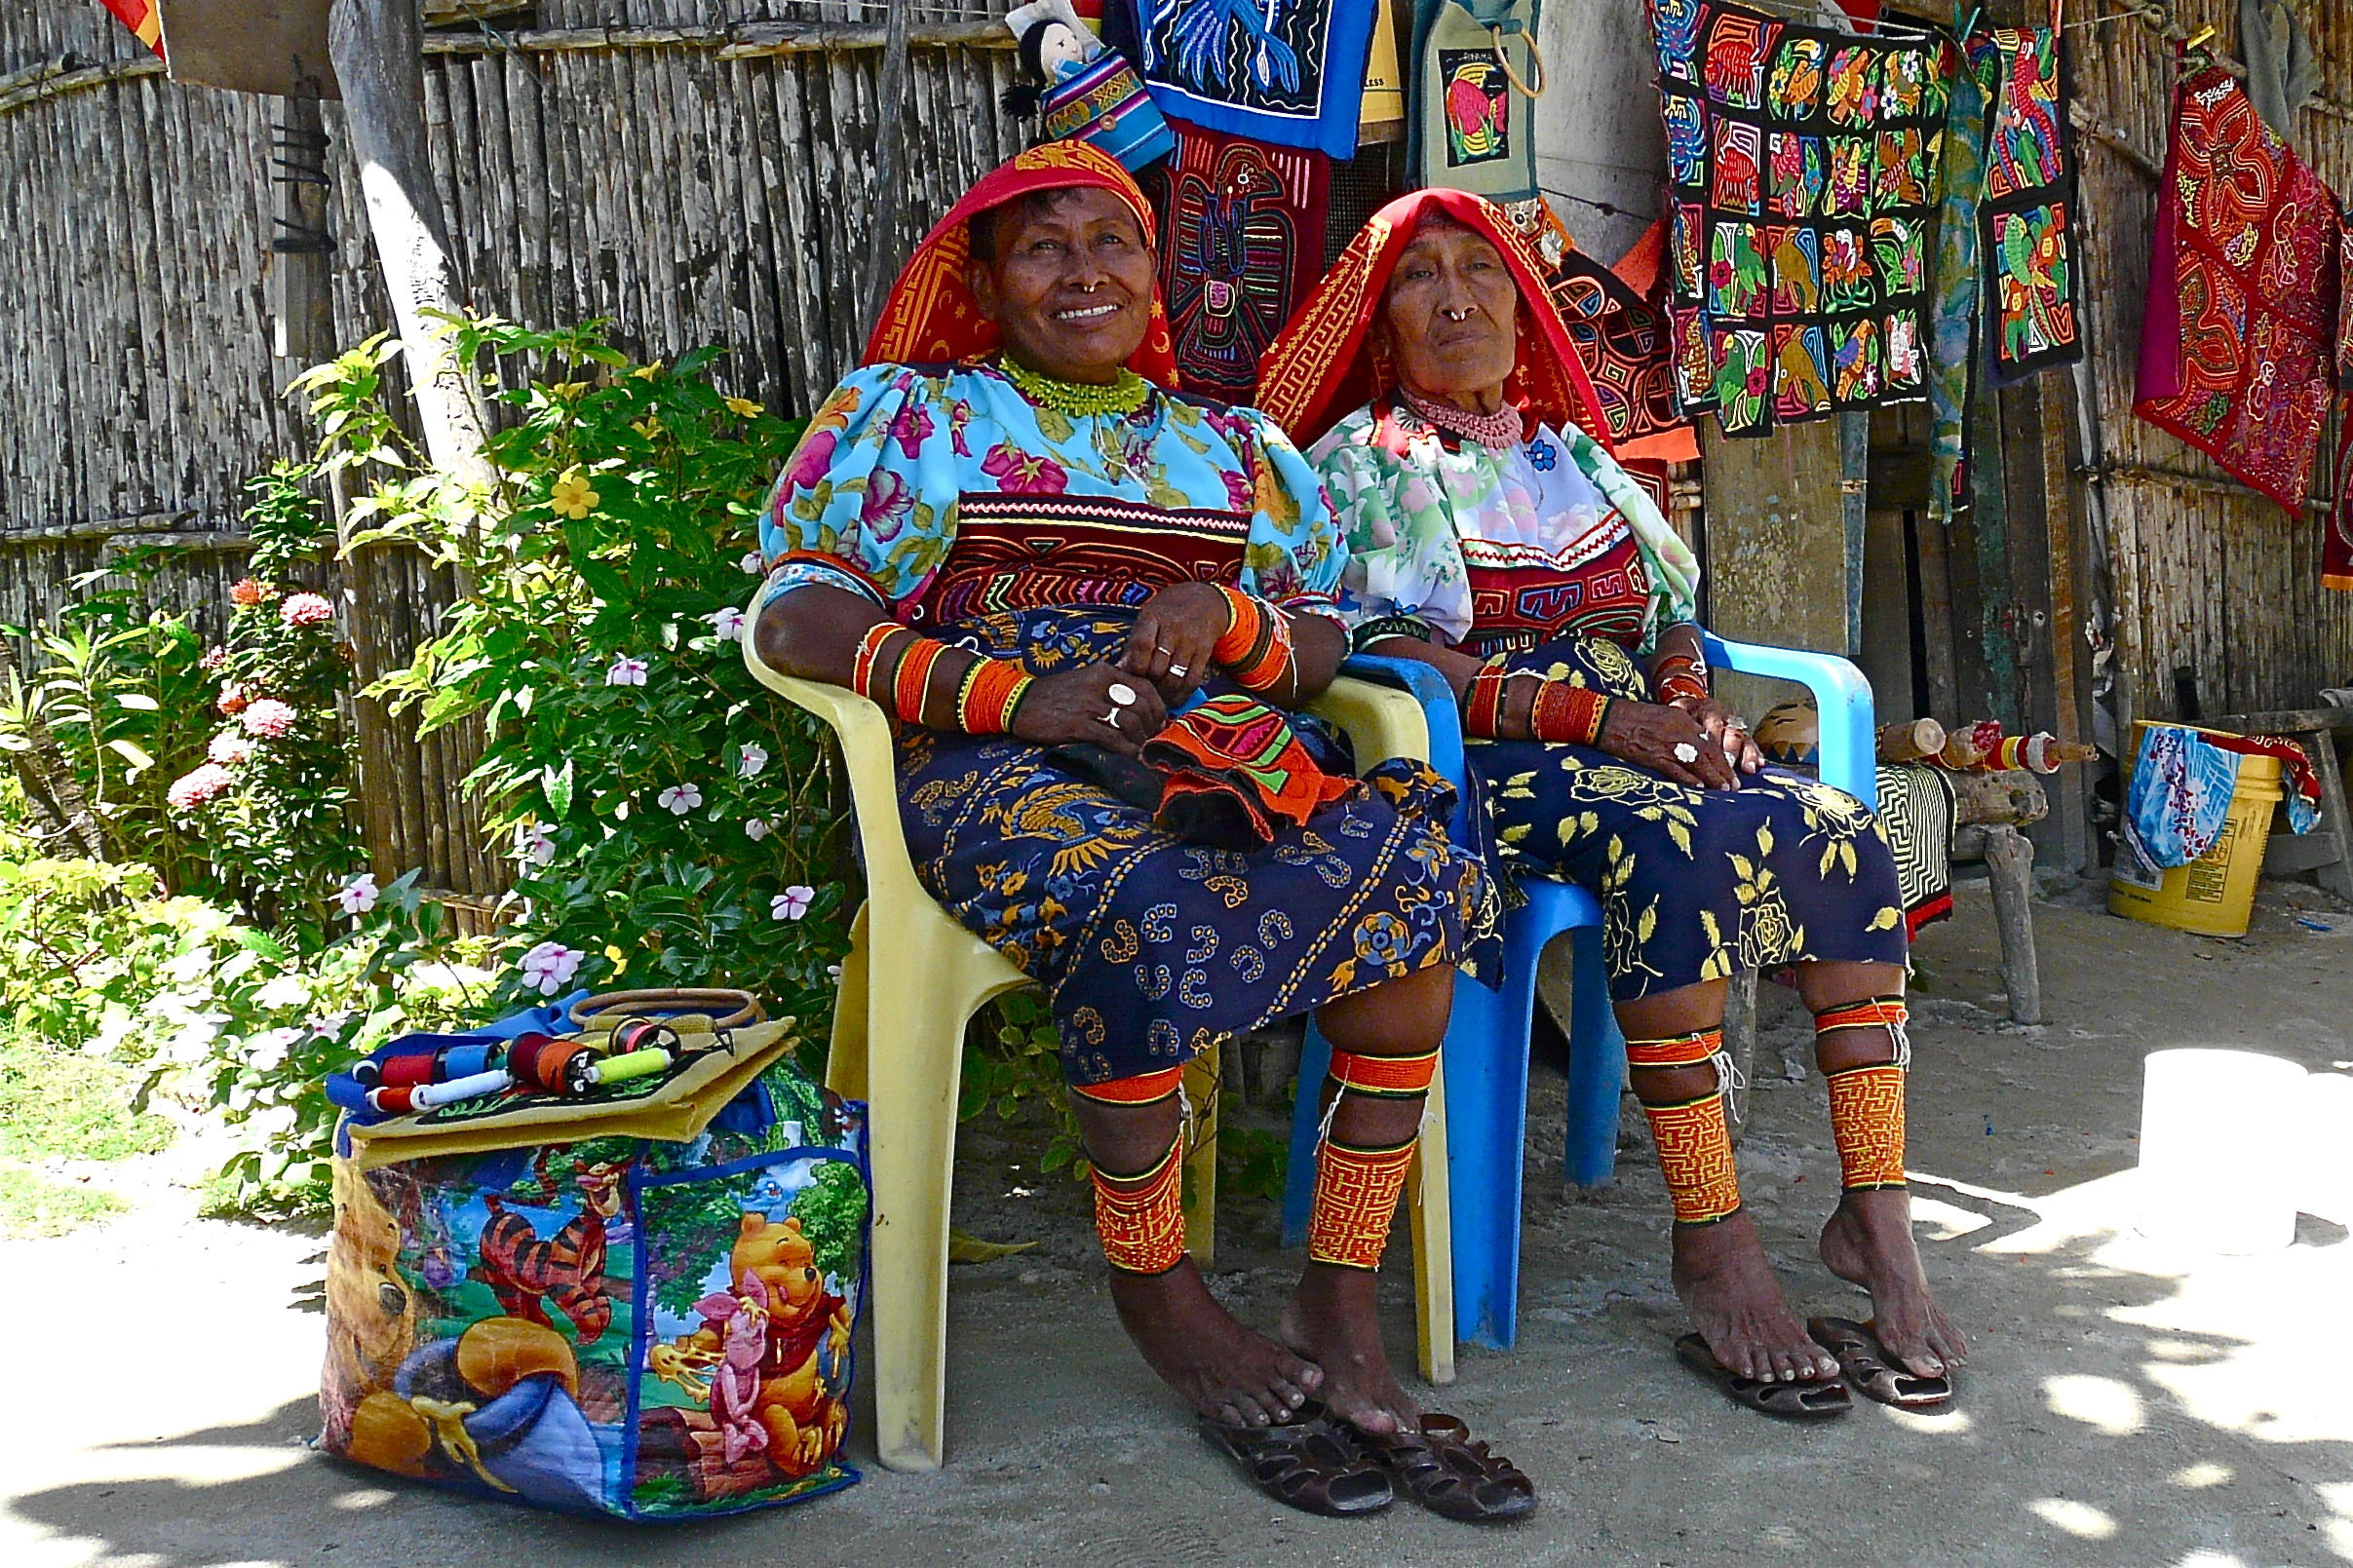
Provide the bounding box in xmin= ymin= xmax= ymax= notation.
xmin=746 ymin=144 xmax=1526 ymax=1518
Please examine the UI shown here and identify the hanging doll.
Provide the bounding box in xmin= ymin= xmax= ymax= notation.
xmin=1002 ymin=0 xmax=1176 ymax=174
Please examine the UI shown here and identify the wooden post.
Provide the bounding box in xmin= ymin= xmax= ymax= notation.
xmin=856 ymin=0 xmax=915 ymax=340
xmin=270 ymin=92 xmax=336 ymax=366
xmin=326 ymin=0 xmax=487 ymax=481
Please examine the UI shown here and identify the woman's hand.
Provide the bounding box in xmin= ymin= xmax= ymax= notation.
xmin=1010 ymin=662 xmax=1169 ymax=757
xmin=1119 ymin=582 xmax=1230 ymax=704
xmin=1597 ymin=700 xmax=1740 ymax=790
xmin=1669 ymin=695 xmax=1762 ymax=777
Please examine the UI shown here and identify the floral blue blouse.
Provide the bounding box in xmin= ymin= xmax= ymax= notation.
xmin=757 ymin=361 xmax=1347 ymax=629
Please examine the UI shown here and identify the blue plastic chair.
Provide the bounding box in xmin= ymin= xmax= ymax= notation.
xmin=1282 ymin=634 xmax=1875 ymax=1349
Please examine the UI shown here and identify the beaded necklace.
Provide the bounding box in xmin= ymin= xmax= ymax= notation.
xmin=1397 ymin=384 xmax=1525 ymax=452
xmin=1000 ymin=354 xmax=1150 ymax=419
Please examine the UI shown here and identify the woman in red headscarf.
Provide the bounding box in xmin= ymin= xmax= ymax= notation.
xmin=1259 ymin=191 xmax=1964 ymax=1418
xmin=752 ymin=147 xmax=1527 ymax=1519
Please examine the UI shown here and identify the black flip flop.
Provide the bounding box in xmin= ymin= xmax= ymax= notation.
xmin=1807 ymin=1316 xmax=1954 ymax=1409
xmin=1675 ymin=1333 xmax=1852 ymax=1418
xmin=1197 ymin=1401 xmax=1394 ymax=1516
xmin=1350 ymin=1413 xmax=1537 ymax=1522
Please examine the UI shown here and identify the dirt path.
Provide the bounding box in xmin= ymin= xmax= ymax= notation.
xmin=6 ymin=880 xmax=2351 ymax=1567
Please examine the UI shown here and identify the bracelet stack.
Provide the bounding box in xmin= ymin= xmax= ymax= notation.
xmin=850 ymin=622 xmax=1033 ymax=733
xmin=1464 ymin=656 xmax=1510 ymax=738
xmin=1529 ymin=681 xmax=1612 ymax=746
xmin=1653 ymin=646 xmax=1710 ymax=706
xmin=1211 ymin=585 xmax=1295 ymax=692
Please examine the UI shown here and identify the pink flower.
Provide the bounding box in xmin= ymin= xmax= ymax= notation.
xmin=1219 ymin=467 xmax=1253 ymax=512
xmin=519 ymin=940 xmax=585 ymax=996
xmin=217 ymin=683 xmax=249 ymax=717
xmin=241 ymin=698 xmax=297 ymax=739
xmin=606 ymin=653 xmax=648 ymax=687
xmin=783 ymin=428 xmax=839 ymax=495
xmin=981 ymin=441 xmax=1068 ymax=495
xmin=281 ymin=592 xmax=334 ymax=629
xmin=334 ymin=874 xmax=379 ymax=916
xmin=771 ymin=885 xmax=816 ymax=921
xmin=167 ymin=763 xmax=233 ymax=811
xmin=207 ymin=734 xmax=254 ymax=766
xmin=888 ymin=401 xmax=935 ymax=459
xmin=199 ymin=646 xmax=227 ymax=673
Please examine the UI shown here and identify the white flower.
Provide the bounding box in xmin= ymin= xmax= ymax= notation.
xmin=658 ymin=784 xmax=705 ymax=815
xmin=744 ymin=818 xmax=771 ymax=841
xmin=771 ymin=884 xmax=816 ymax=921
xmin=606 ymin=653 xmax=648 ymax=686
xmin=247 ymin=1025 xmax=304 ymax=1073
xmin=514 ymin=822 xmax=557 ymax=866
xmin=254 ymin=975 xmax=310 ymax=1012
xmin=334 ymin=874 xmax=379 ymax=916
xmin=706 ymin=606 xmax=747 ymax=640
xmin=736 ymin=743 xmax=770 ymax=779
xmin=740 ymin=551 xmax=766 ymax=575
xmin=519 ymin=940 xmax=585 ymax=996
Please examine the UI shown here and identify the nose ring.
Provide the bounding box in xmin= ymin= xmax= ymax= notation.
xmin=1445 ymin=308 xmax=1472 ymax=322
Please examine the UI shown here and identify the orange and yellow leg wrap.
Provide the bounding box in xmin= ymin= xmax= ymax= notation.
xmin=1824 ymin=1064 xmax=1908 ymax=1190
xmin=1327 ymin=1047 xmax=1439 ymax=1098
xmin=1069 ymin=1065 xmax=1185 ymax=1108
xmin=1305 ymin=1135 xmax=1417 ymax=1270
xmin=1641 ymin=1093 xmax=1744 ymax=1225
xmin=1626 ymin=1027 xmax=1721 ymax=1071
xmin=1814 ymin=996 xmax=1909 ymax=1191
xmin=1089 ymin=1143 xmax=1187 ymax=1276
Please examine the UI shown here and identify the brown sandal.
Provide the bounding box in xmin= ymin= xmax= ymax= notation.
xmin=1807 ymin=1316 xmax=1954 ymax=1409
xmin=1197 ymin=1402 xmax=1393 ymax=1516
xmin=1351 ymin=1413 xmax=1536 ymax=1522
xmin=1676 ymin=1334 xmax=1852 ymax=1418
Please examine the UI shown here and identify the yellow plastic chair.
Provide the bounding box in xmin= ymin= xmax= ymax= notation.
xmin=742 ymin=625 xmax=1455 ymax=1472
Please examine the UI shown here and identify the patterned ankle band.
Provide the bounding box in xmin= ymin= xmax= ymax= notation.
xmin=1643 ymin=1092 xmax=1743 ymax=1226
xmin=1305 ymin=1136 xmax=1417 ymax=1270
xmin=1091 ymin=1144 xmax=1187 ymax=1276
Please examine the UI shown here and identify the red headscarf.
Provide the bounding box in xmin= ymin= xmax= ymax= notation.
xmin=862 ymin=141 xmax=1178 ymax=384
xmin=1254 ymin=189 xmax=1612 ymax=451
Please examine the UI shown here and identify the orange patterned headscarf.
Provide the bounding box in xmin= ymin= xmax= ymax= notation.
xmin=863 ymin=141 xmax=1179 ymax=384
xmin=1254 ymin=189 xmax=1611 ymax=451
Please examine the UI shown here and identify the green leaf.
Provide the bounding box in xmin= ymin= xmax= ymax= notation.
xmin=231 ymin=926 xmax=293 ymax=964
xmin=104 ymin=739 xmax=155 ymax=770
xmin=544 ymin=758 xmax=575 ymax=818
xmin=113 ymin=693 xmax=160 ymax=711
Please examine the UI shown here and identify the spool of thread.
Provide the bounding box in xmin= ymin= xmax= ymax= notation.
xmin=414 ymin=1068 xmax=514 ymax=1108
xmin=608 ymin=1018 xmax=682 ymax=1056
xmin=1876 ymin=717 xmax=1948 ymax=764
xmin=353 ymin=1042 xmax=500 ymax=1089
xmin=587 ymin=1048 xmax=672 ymax=1087
xmin=510 ymin=1032 xmax=598 ymax=1096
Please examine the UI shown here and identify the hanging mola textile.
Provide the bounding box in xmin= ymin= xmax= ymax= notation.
xmin=2135 ymin=65 xmax=2341 ymax=521
xmin=2331 ymin=206 xmax=2353 ymax=592
xmin=1409 ymin=0 xmax=1547 ymax=206
xmin=1651 ymin=0 xmax=1950 ymax=436
xmin=1123 ymin=0 xmax=1377 ymax=159
xmin=1971 ymin=5 xmax=2084 ymax=384
xmin=1507 ymin=202 xmax=1698 ymax=461
xmin=1151 ymin=119 xmax=1331 ymax=402
xmin=99 ymin=0 xmax=164 ymax=56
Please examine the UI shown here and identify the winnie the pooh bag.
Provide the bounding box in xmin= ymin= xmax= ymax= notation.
xmin=320 ymin=1000 xmax=869 ymax=1520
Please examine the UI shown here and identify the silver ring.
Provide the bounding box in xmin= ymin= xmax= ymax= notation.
xmin=1167 ymin=663 xmax=1189 ymax=678
xmin=1101 ymin=708 xmax=1121 ymax=728
xmin=1673 ymin=742 xmax=1700 ymax=764
xmin=1107 ymin=682 xmax=1138 ymax=707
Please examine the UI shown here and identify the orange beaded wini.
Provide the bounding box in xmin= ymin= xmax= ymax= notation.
xmin=1815 ymin=996 xmax=1910 ymax=1191
xmin=1304 ymin=1136 xmax=1417 ymax=1270
xmin=1625 ymin=1027 xmax=1720 ymax=1070
xmin=1528 ymin=681 xmax=1612 ymax=746
xmin=1090 ymin=1144 xmax=1187 ymax=1276
xmin=1641 ymin=1093 xmax=1744 ymax=1225
xmin=849 ymin=621 xmax=907 ymax=700
xmin=1327 ymin=1047 xmax=1439 ymax=1098
xmin=1211 ymin=585 xmax=1295 ymax=692
xmin=954 ymin=655 xmax=1035 ymax=735
xmin=1069 ymin=1065 xmax=1185 ymax=1107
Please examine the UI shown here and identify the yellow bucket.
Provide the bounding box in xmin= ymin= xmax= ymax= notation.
xmin=2109 ymin=722 xmax=2283 ymax=938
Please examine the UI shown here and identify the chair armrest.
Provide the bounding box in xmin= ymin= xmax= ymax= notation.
xmin=1339 ymin=655 xmax=1465 ymax=778
xmin=1307 ymin=674 xmax=1431 ymax=777
xmin=740 ymin=621 xmax=932 ymax=911
xmin=1702 ymin=632 xmax=1877 ymax=810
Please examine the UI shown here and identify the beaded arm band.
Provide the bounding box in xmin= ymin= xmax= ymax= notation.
xmin=1211 ymin=584 xmax=1296 ymax=693
xmin=1350 ymin=615 xmax=1436 ymax=654
xmin=1466 ymin=659 xmax=1611 ymax=746
xmin=850 ymin=621 xmax=1033 ymax=734
xmin=1652 ymin=639 xmax=1710 ymax=707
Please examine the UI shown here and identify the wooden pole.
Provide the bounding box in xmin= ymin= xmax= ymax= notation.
xmin=856 ymin=0 xmax=915 ymax=341
xmin=326 ymin=0 xmax=488 ymax=481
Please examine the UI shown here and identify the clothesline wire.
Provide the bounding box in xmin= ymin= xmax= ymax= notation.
xmin=1710 ymin=0 xmax=1948 ymax=42
xmin=1544 ymin=185 xmax=1662 ymax=224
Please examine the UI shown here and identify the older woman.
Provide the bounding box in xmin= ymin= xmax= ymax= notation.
xmin=1256 ymin=191 xmax=1965 ymax=1416
xmin=753 ymin=147 xmax=1526 ymax=1518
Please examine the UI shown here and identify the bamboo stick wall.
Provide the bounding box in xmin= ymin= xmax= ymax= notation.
xmin=0 ymin=0 xmax=1022 ymax=896
xmin=2069 ymin=0 xmax=2352 ymax=726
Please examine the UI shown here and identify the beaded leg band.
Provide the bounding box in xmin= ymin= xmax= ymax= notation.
xmin=1628 ymin=1028 xmax=1743 ymax=1226
xmin=1073 ymin=1066 xmax=1188 ymax=1275
xmin=1211 ymin=585 xmax=1296 ymax=693
xmin=1303 ymin=1048 xmax=1438 ymax=1270
xmin=1814 ymin=998 xmax=1909 ymax=1191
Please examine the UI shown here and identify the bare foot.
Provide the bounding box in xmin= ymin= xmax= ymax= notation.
xmin=1819 ymin=1188 xmax=1969 ymax=1379
xmin=1674 ymin=1210 xmax=1839 ymax=1384
xmin=1277 ymin=1264 xmax=1419 ymax=1435
xmin=1109 ymin=1262 xmax=1324 ymax=1428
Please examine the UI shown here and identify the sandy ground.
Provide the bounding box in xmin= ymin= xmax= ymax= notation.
xmin=5 ymin=875 xmax=2351 ymax=1568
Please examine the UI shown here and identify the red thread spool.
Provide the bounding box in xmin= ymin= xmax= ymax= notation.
xmin=366 ymin=1085 xmax=420 ymax=1115
xmin=375 ymin=1053 xmax=441 ymax=1089
xmin=608 ymin=1018 xmax=682 ymax=1056
xmin=510 ymin=1032 xmax=597 ymax=1096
